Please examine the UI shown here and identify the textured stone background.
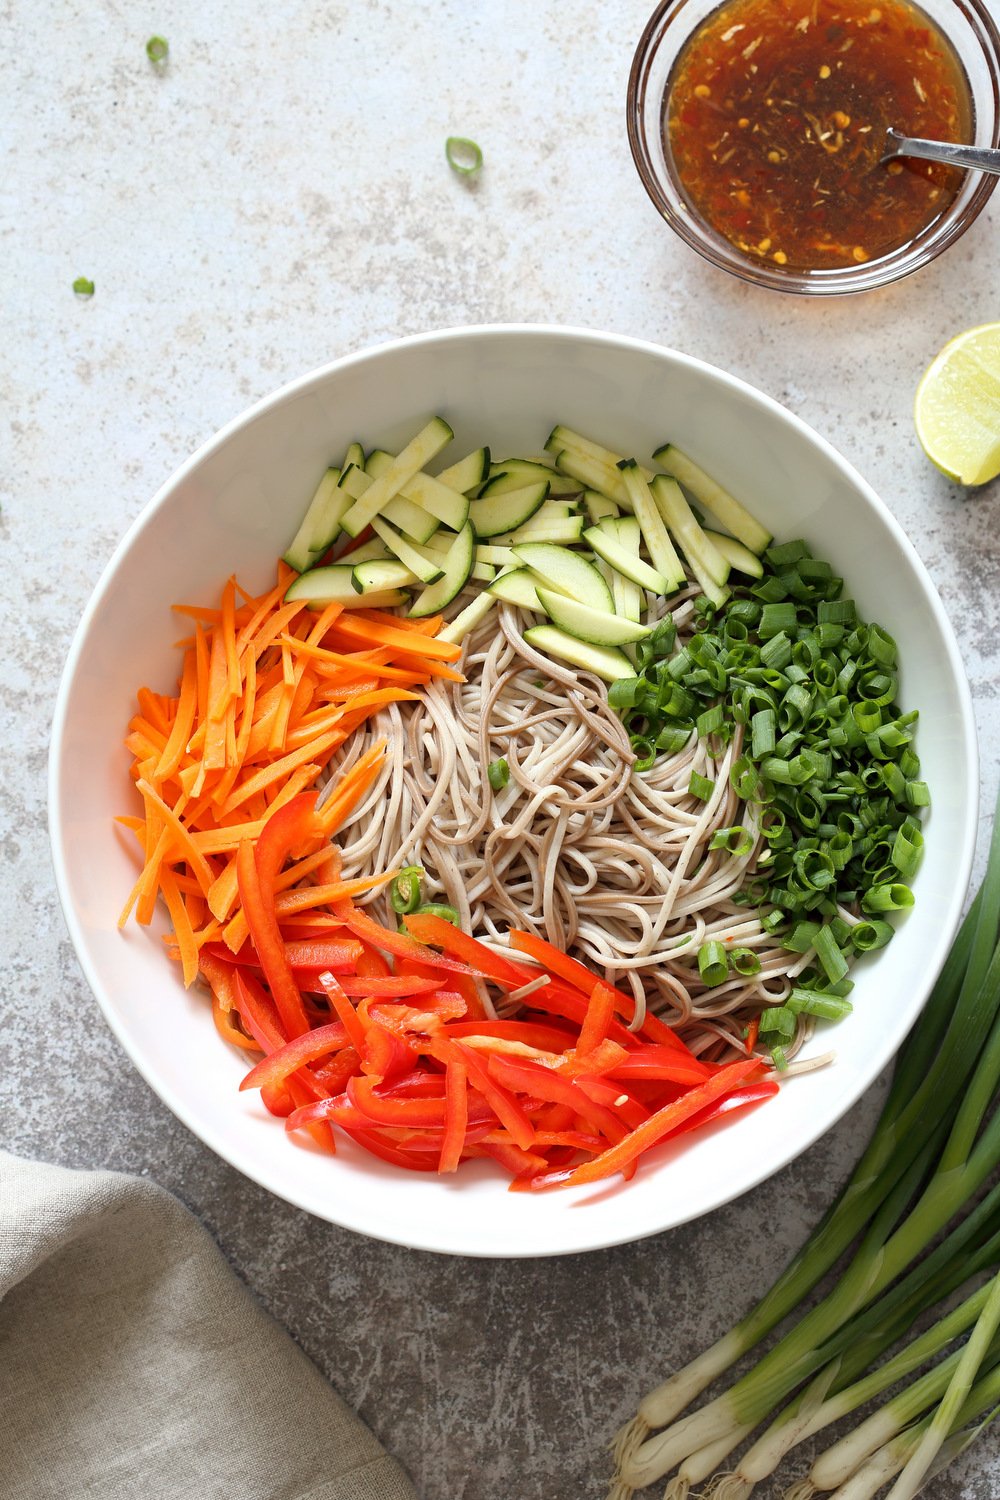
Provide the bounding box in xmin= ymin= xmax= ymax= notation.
xmin=4 ymin=1 xmax=1000 ymax=1496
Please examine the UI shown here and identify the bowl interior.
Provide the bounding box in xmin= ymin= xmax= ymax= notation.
xmin=51 ymin=326 xmax=977 ymax=1256
xmin=628 ymin=0 xmax=1000 ymax=295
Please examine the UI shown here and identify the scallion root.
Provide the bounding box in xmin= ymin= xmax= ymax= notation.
xmin=613 ymin=1414 xmax=651 ymax=1468
xmin=661 ymin=1479 xmax=690 ymax=1500
xmin=781 ymin=1482 xmax=816 ymax=1500
xmin=605 ymin=1480 xmax=636 ymax=1500
xmin=697 ymin=1473 xmax=752 ymax=1500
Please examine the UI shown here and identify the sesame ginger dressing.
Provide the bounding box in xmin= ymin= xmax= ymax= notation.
xmin=664 ymin=0 xmax=973 ymax=270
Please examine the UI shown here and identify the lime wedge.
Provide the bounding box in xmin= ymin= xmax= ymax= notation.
xmin=915 ymin=323 xmax=1000 ymax=486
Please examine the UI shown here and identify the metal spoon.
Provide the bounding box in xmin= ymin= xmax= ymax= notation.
xmin=883 ymin=126 xmax=1000 ymax=176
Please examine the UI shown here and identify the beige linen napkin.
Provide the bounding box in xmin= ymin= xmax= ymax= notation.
xmin=0 ymin=1152 xmax=418 ymax=1500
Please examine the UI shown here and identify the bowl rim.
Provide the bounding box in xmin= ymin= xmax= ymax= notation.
xmin=627 ymin=0 xmax=1000 ymax=296
xmin=48 ymin=322 xmax=979 ymax=1255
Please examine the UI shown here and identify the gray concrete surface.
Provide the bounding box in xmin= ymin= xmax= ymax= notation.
xmin=3 ymin=2 xmax=1000 ymax=1496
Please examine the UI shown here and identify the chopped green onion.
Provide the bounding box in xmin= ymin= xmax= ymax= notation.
xmin=758 ymin=1005 xmax=796 ymax=1037
xmin=851 ymin=919 xmax=894 ymax=953
xmin=769 ymin=1044 xmax=789 ymax=1072
xmin=689 ymin=771 xmax=715 ymax=802
xmin=862 ymin=881 xmax=915 ymax=913
xmin=813 ymin=923 xmax=850 ymax=984
xmin=698 ymin=941 xmax=729 ymax=986
xmin=146 ymin=34 xmax=169 ymax=64
xmin=697 ymin=703 xmax=725 ymax=738
xmin=710 ymin=825 xmax=754 ymax=857
xmin=445 ymin=136 xmax=483 ymax=176
xmin=389 ymin=866 xmax=423 ymax=915
xmin=786 ymin=988 xmax=853 ymax=1021
xmin=412 ymin=902 xmax=460 ymax=925
xmin=751 ymin=708 xmax=776 ymax=759
xmin=72 ymin=277 xmax=95 ymax=297
xmin=487 ymin=757 xmax=510 ymax=792
xmin=731 ymin=947 xmax=762 ymax=976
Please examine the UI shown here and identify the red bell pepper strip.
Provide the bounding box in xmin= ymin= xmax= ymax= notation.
xmin=239 ymin=1021 xmax=348 ymax=1093
xmin=285 ymin=1073 xmax=336 ymax=1153
xmin=313 ymin=1047 xmax=362 ymax=1096
xmin=575 ymin=982 xmax=618 ymax=1057
xmin=507 ymin=929 xmax=693 ymax=1052
xmin=434 ymin=1038 xmax=537 ymax=1151
xmin=486 ymin=1054 xmax=629 ymax=1145
xmin=605 ymin=1045 xmax=713 ymax=1086
xmin=332 ymin=903 xmax=476 ymax=975
xmin=232 ymin=968 xmax=286 ymax=1052
xmin=332 ymin=974 xmax=443 ymax=999
xmin=573 ymin=1075 xmax=652 ymax=1132
xmin=518 ymin=1058 xmax=766 ymax=1190
xmin=438 ymin=1060 xmax=468 ymax=1173
xmin=403 ymin=911 xmax=536 ymax=987
xmin=443 ymin=1019 xmax=577 ymax=1052
xmin=520 ymin=979 xmax=640 ymax=1049
xmin=346 ymin=1075 xmax=496 ymax=1130
xmin=470 ymin=1141 xmax=549 ymax=1177
xmin=261 ymin=1081 xmax=295 ymax=1117
xmin=238 ymin=833 xmax=310 ymax=1039
xmin=660 ymin=1080 xmax=779 ymax=1140
xmin=558 ymin=1038 xmax=629 ymax=1079
xmin=353 ymin=940 xmax=392 ymax=979
xmin=360 ymin=1022 xmax=417 ymax=1084
xmin=344 ymin=1130 xmax=440 ymax=1172
xmin=744 ymin=1016 xmax=761 ymax=1055
xmin=317 ymin=971 xmax=367 ymax=1053
xmin=202 ymin=936 xmax=364 ymax=975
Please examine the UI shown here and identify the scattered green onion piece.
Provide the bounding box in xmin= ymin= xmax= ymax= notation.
xmin=389 ymin=866 xmax=424 ymax=915
xmin=445 ymin=136 xmax=483 ymax=176
xmin=862 ymin=882 xmax=915 ymax=914
xmin=769 ymin=1044 xmax=789 ymax=1071
xmin=751 ymin=708 xmax=777 ymax=759
xmin=851 ymin=919 xmax=894 ymax=953
xmin=689 ymin=771 xmax=715 ymax=802
xmin=731 ymin=947 xmax=762 ymax=976
xmin=758 ymin=1005 xmax=796 ymax=1038
xmin=710 ymin=825 xmax=754 ymax=857
xmin=146 ymin=34 xmax=169 ymax=64
xmin=814 ymin=923 xmax=850 ymax=984
xmin=786 ymin=988 xmax=853 ymax=1021
xmin=72 ymin=277 xmax=94 ymax=297
xmin=698 ymin=941 xmax=729 ymax=986
xmin=487 ymin=757 xmax=510 ymax=792
xmin=697 ymin=703 xmax=725 ymax=738
xmin=783 ymin=920 xmax=820 ymax=954
xmin=412 ymin=902 xmax=460 ymax=925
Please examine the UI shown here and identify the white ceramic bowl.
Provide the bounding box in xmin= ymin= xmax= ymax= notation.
xmin=50 ymin=325 xmax=977 ymax=1257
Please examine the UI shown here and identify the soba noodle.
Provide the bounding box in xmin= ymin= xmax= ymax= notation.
xmin=328 ymin=590 xmax=822 ymax=1061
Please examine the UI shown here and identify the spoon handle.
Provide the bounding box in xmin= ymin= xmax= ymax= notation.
xmin=885 ymin=128 xmax=1000 ymax=177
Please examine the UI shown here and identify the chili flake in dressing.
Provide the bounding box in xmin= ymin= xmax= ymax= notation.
xmin=664 ymin=0 xmax=973 ymax=271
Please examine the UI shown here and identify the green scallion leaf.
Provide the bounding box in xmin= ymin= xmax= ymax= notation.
xmin=689 ymin=770 xmax=715 ymax=802
xmin=146 ymin=34 xmax=169 ymax=64
xmin=72 ymin=277 xmax=95 ymax=297
xmin=412 ymin=902 xmax=460 ymax=926
xmin=710 ymin=825 xmax=754 ymax=857
xmin=487 ymin=757 xmax=510 ymax=792
xmin=698 ymin=940 xmax=729 ymax=986
xmin=731 ymin=947 xmax=762 ymax=976
xmin=445 ymin=136 xmax=483 ymax=176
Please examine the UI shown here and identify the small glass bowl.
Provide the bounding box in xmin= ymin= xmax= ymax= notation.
xmin=627 ymin=0 xmax=1000 ymax=295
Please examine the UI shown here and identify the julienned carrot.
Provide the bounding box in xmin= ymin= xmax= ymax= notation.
xmin=120 ymin=561 xmax=464 ymax=979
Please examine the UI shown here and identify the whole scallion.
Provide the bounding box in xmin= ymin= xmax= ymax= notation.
xmin=610 ymin=785 xmax=1000 ymax=1500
